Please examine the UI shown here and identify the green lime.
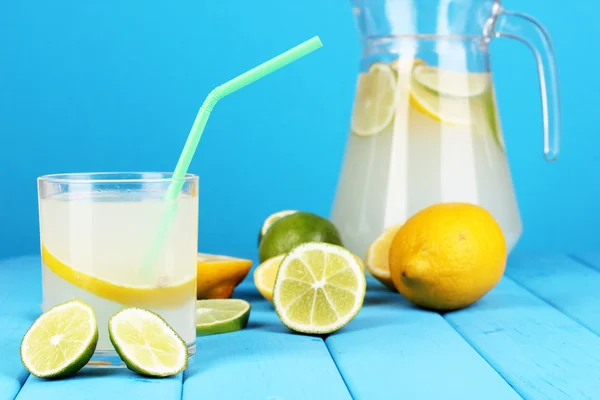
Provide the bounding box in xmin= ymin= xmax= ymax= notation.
xmin=258 ymin=212 xmax=343 ymax=262
xmin=109 ymin=308 xmax=188 ymax=377
xmin=196 ymin=299 xmax=251 ymax=336
xmin=20 ymin=299 xmax=98 ymax=379
xmin=273 ymin=242 xmax=366 ymax=334
xmin=257 ymin=210 xmax=298 ymax=246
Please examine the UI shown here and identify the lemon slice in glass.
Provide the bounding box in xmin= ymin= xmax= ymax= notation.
xmin=273 ymin=242 xmax=366 ymax=334
xmin=351 ymin=62 xmax=397 ymax=137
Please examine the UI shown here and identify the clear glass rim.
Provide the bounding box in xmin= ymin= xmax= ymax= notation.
xmin=37 ymin=172 xmax=199 ymax=184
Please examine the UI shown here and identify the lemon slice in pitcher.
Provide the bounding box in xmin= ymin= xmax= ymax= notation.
xmin=351 ymin=62 xmax=397 ymax=137
xmin=409 ymin=64 xmax=491 ymax=125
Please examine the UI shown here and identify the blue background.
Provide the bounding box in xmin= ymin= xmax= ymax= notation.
xmin=0 ymin=0 xmax=594 ymax=260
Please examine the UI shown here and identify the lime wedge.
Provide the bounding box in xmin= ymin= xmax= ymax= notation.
xmin=351 ymin=62 xmax=397 ymax=137
xmin=258 ymin=210 xmax=298 ymax=245
xmin=196 ymin=299 xmax=251 ymax=336
xmin=20 ymin=299 xmax=98 ymax=379
xmin=109 ymin=308 xmax=187 ymax=377
xmin=273 ymin=242 xmax=366 ymax=334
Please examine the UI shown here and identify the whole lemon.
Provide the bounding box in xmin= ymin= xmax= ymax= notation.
xmin=388 ymin=203 xmax=507 ymax=311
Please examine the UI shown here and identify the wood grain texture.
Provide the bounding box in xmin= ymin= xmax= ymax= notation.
xmin=183 ymin=282 xmax=353 ymax=400
xmin=507 ymin=253 xmax=600 ymax=335
xmin=16 ymin=371 xmax=182 ymax=400
xmin=325 ymin=278 xmax=520 ymax=400
xmin=445 ymin=275 xmax=600 ymax=400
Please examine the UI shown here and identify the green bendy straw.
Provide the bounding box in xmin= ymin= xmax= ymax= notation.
xmin=142 ymin=36 xmax=323 ymax=276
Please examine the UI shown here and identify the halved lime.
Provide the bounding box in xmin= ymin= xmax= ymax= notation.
xmin=258 ymin=210 xmax=298 ymax=245
xmin=351 ymin=62 xmax=397 ymax=137
xmin=20 ymin=299 xmax=98 ymax=379
xmin=273 ymin=242 xmax=366 ymax=334
xmin=109 ymin=308 xmax=187 ymax=377
xmin=196 ymin=299 xmax=251 ymax=336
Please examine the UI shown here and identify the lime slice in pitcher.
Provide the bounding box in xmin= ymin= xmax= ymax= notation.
xmin=109 ymin=308 xmax=188 ymax=377
xmin=412 ymin=64 xmax=489 ymax=97
xmin=21 ymin=300 xmax=98 ymax=379
xmin=351 ymin=63 xmax=397 ymax=137
xmin=409 ymin=64 xmax=491 ymax=125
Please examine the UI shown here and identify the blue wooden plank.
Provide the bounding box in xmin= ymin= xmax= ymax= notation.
xmin=183 ymin=281 xmax=353 ymax=400
xmin=445 ymin=272 xmax=600 ymax=400
xmin=17 ymin=372 xmax=182 ymax=400
xmin=0 ymin=256 xmax=42 ymax=400
xmin=325 ymin=278 xmax=520 ymax=400
xmin=571 ymin=253 xmax=600 ymax=273
xmin=506 ymin=253 xmax=600 ymax=335
xmin=0 ymin=256 xmax=183 ymax=400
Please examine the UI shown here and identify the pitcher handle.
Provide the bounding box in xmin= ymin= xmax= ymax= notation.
xmin=486 ymin=4 xmax=561 ymax=162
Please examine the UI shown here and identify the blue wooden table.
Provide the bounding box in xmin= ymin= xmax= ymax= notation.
xmin=2 ymin=253 xmax=600 ymax=399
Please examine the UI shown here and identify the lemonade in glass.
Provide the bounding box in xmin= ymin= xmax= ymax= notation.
xmin=38 ymin=172 xmax=198 ymax=365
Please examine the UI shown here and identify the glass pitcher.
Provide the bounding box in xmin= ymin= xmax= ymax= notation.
xmin=330 ymin=0 xmax=560 ymax=258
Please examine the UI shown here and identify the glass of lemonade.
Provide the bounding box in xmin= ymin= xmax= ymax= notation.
xmin=37 ymin=172 xmax=198 ymax=366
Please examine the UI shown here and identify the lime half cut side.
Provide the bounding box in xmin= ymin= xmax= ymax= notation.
xmin=20 ymin=299 xmax=98 ymax=379
xmin=273 ymin=242 xmax=366 ymax=335
xmin=196 ymin=299 xmax=251 ymax=336
xmin=109 ymin=308 xmax=188 ymax=377
xmin=351 ymin=62 xmax=397 ymax=137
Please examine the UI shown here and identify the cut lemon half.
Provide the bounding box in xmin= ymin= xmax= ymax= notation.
xmin=21 ymin=300 xmax=98 ymax=379
xmin=365 ymin=224 xmax=403 ymax=289
xmin=351 ymin=62 xmax=397 ymax=137
xmin=273 ymin=243 xmax=366 ymax=334
xmin=410 ymin=64 xmax=491 ymax=125
xmin=254 ymin=255 xmax=285 ymax=302
xmin=197 ymin=253 xmax=252 ymax=299
xmin=196 ymin=299 xmax=251 ymax=336
xmin=109 ymin=308 xmax=188 ymax=377
xmin=41 ymin=246 xmax=195 ymax=308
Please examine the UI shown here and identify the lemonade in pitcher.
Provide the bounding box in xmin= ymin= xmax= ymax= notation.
xmin=331 ymin=0 xmax=561 ymax=258
xmin=332 ymin=57 xmax=520 ymax=257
